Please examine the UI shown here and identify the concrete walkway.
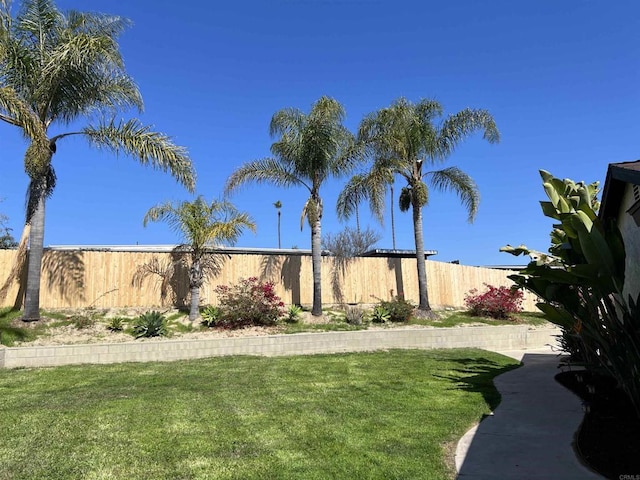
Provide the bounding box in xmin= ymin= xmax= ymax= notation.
xmin=455 ymin=348 xmax=603 ymax=479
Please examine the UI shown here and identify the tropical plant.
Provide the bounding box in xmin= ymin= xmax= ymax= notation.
xmin=0 ymin=0 xmax=195 ymax=321
xmin=369 ymin=305 xmax=391 ymax=323
xmin=144 ymin=197 xmax=255 ymax=322
xmin=337 ymin=98 xmax=499 ymax=316
xmin=285 ymin=304 xmax=303 ymax=324
xmin=502 ymin=170 xmax=640 ymax=417
xmin=107 ymin=316 xmax=125 ymax=332
xmin=200 ymin=305 xmax=221 ymax=327
xmin=225 ymin=96 xmax=359 ymax=316
xmin=274 ymin=200 xmax=282 ymax=249
xmin=132 ymin=310 xmax=168 ymax=338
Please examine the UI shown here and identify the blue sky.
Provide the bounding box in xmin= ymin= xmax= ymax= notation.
xmin=1 ymin=0 xmax=639 ymax=266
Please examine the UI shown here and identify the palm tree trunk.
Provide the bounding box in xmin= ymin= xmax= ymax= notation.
xmin=189 ymin=285 xmax=200 ymax=322
xmin=188 ymin=259 xmax=202 ymax=322
xmin=277 ymin=211 xmax=281 ymax=249
xmin=311 ymin=215 xmax=323 ymax=316
xmin=23 ymin=191 xmax=46 ymax=321
xmin=390 ymin=183 xmax=396 ymax=250
xmin=411 ymin=201 xmax=432 ymax=314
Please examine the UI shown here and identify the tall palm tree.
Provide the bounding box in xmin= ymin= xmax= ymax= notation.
xmin=0 ymin=0 xmax=195 ymax=321
xmin=338 ymin=98 xmax=499 ymax=315
xmin=144 ymin=196 xmax=255 ymax=322
xmin=225 ymin=96 xmax=357 ymax=316
xmin=273 ymin=200 xmax=282 ymax=249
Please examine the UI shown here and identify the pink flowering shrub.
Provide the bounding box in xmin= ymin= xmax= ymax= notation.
xmin=464 ymin=284 xmax=524 ymax=319
xmin=214 ymin=277 xmax=285 ymax=328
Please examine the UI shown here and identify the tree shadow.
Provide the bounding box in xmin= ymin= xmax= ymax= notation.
xmin=42 ymin=250 xmax=86 ymax=305
xmin=281 ymin=255 xmax=302 ymax=305
xmin=432 ymin=356 xmax=522 ymax=411
xmin=132 ymin=248 xmax=228 ymax=309
xmin=0 ymin=228 xmax=29 ymax=309
xmin=387 ymin=257 xmax=405 ymax=299
xmin=330 ymin=256 xmax=352 ymax=305
xmin=260 ymin=255 xmax=282 ymax=282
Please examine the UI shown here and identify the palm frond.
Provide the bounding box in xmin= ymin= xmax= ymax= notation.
xmin=0 ymin=85 xmax=45 ymax=140
xmin=224 ymin=157 xmax=308 ymax=195
xmin=437 ymin=108 xmax=500 ymax=159
xmin=426 ymin=166 xmax=480 ymax=222
xmin=144 ymin=196 xmax=255 ymax=257
xmin=82 ymin=118 xmax=195 ymax=192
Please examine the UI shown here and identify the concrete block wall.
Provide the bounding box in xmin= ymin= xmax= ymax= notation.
xmin=0 ymin=326 xmax=561 ymax=369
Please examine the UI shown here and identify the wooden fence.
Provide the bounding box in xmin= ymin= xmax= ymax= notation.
xmin=0 ymin=248 xmax=538 ymax=311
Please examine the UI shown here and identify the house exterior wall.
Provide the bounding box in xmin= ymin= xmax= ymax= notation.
xmin=617 ymin=183 xmax=640 ymax=302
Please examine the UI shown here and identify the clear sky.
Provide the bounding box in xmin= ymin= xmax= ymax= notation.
xmin=1 ymin=0 xmax=639 ymax=266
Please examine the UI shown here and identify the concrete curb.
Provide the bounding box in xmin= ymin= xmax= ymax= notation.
xmin=0 ymin=325 xmax=560 ymax=368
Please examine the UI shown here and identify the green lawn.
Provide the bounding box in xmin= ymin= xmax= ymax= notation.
xmin=0 ymin=349 xmax=519 ymax=480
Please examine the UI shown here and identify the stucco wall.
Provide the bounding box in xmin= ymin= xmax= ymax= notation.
xmin=617 ymin=184 xmax=640 ymax=302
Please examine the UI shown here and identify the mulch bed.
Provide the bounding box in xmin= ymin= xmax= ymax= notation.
xmin=555 ymin=370 xmax=640 ymax=479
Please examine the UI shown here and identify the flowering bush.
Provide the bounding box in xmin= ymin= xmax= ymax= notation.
xmin=465 ymin=284 xmax=523 ymax=319
xmin=214 ymin=277 xmax=285 ymax=328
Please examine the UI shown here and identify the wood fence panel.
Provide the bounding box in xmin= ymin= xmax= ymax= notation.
xmin=0 ymin=249 xmax=538 ymax=311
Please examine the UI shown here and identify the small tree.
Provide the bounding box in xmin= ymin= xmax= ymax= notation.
xmin=0 ymin=210 xmax=17 ymax=249
xmin=322 ymin=226 xmax=380 ymax=258
xmin=144 ymin=197 xmax=255 ymax=321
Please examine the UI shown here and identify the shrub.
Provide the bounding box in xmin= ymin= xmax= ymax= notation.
xmin=72 ymin=315 xmax=94 ymax=330
xmin=378 ymin=295 xmax=415 ymax=322
xmin=369 ymin=305 xmax=391 ymax=323
xmin=344 ymin=306 xmax=366 ymax=325
xmin=132 ymin=311 xmax=168 ymax=338
xmin=464 ymin=284 xmax=523 ymax=319
xmin=200 ymin=305 xmax=222 ymax=328
xmin=107 ymin=317 xmax=125 ymax=332
xmin=285 ymin=304 xmax=303 ymax=324
xmin=214 ymin=277 xmax=285 ymax=328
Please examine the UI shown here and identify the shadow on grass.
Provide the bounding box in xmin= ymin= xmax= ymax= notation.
xmin=0 ymin=307 xmax=28 ymax=346
xmin=434 ymin=355 xmax=522 ymax=411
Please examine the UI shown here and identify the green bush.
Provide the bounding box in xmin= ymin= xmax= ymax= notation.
xmin=107 ymin=317 xmax=125 ymax=332
xmin=200 ymin=306 xmax=221 ymax=328
xmin=378 ymin=296 xmax=415 ymax=322
xmin=132 ymin=311 xmax=168 ymax=338
xmin=369 ymin=305 xmax=391 ymax=323
xmin=285 ymin=305 xmax=303 ymax=324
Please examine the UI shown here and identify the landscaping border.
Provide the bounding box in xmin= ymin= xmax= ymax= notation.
xmin=0 ymin=325 xmax=561 ymax=369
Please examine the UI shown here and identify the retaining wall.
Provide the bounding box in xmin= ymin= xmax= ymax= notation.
xmin=0 ymin=325 xmax=561 ymax=369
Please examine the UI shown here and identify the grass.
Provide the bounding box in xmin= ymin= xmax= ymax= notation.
xmin=0 ymin=349 xmax=520 ymax=480
xmin=411 ymin=310 xmax=551 ymax=328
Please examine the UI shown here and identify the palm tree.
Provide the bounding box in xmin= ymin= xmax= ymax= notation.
xmin=273 ymin=200 xmax=282 ymax=248
xmin=0 ymin=0 xmax=195 ymax=321
xmin=144 ymin=196 xmax=255 ymax=322
xmin=338 ymin=98 xmax=499 ymax=315
xmin=225 ymin=96 xmax=358 ymax=316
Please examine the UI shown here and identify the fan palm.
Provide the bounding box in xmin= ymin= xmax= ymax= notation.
xmin=337 ymin=98 xmax=499 ymax=315
xmin=144 ymin=196 xmax=255 ymax=322
xmin=0 ymin=0 xmax=195 ymax=321
xmin=225 ymin=96 xmax=358 ymax=316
